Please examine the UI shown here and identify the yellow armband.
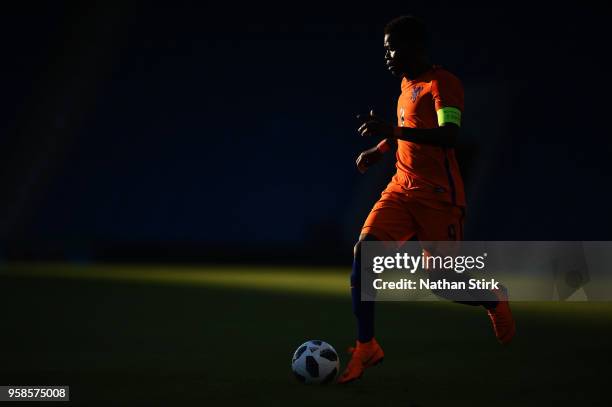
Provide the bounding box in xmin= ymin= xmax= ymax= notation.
xmin=436 ymin=107 xmax=462 ymax=127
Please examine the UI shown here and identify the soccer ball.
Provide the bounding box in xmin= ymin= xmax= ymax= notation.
xmin=291 ymin=340 xmax=339 ymax=384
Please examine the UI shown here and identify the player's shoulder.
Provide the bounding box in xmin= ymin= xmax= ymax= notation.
xmin=429 ymin=66 xmax=463 ymax=94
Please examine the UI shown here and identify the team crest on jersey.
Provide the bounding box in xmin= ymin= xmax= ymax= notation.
xmin=410 ymin=86 xmax=423 ymax=103
xmin=400 ymin=107 xmax=405 ymax=125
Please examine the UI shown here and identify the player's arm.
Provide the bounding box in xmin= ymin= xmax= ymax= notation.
xmin=355 ymin=138 xmax=397 ymax=174
xmin=357 ymin=110 xmax=459 ymax=148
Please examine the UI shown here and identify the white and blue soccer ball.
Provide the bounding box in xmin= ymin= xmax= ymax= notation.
xmin=291 ymin=340 xmax=339 ymax=384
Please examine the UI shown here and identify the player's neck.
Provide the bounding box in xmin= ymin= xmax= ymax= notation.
xmin=403 ymin=60 xmax=432 ymax=81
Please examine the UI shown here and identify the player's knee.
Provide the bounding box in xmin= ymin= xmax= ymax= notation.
xmin=353 ymin=240 xmax=362 ymax=258
xmin=352 ymin=235 xmax=379 ymax=287
xmin=353 ymin=234 xmax=378 ymax=258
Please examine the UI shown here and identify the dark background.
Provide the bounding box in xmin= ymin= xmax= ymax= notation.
xmin=1 ymin=3 xmax=610 ymax=264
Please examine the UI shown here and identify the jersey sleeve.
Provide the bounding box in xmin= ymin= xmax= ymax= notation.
xmin=431 ymin=71 xmax=464 ymax=127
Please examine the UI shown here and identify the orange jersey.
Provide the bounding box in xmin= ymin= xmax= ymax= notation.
xmin=388 ymin=65 xmax=465 ymax=207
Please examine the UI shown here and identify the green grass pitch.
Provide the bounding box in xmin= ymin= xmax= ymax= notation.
xmin=0 ymin=263 xmax=610 ymax=406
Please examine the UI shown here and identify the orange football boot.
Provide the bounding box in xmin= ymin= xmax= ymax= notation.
xmin=337 ymin=338 xmax=384 ymax=384
xmin=487 ymin=286 xmax=516 ymax=344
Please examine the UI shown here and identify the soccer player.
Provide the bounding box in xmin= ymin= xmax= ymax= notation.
xmin=337 ymin=16 xmax=516 ymax=384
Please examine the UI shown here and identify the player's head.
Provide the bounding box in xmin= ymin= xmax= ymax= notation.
xmin=384 ymin=16 xmax=429 ymax=78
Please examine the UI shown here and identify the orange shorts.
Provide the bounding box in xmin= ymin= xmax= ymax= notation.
xmin=361 ymin=190 xmax=465 ymax=242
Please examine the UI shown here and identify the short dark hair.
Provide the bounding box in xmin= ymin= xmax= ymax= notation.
xmin=384 ymin=15 xmax=428 ymax=47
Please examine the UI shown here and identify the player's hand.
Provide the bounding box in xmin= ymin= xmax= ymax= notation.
xmin=357 ymin=109 xmax=394 ymax=138
xmin=356 ymin=146 xmax=383 ymax=174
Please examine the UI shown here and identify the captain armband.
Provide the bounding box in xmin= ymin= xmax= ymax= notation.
xmin=436 ymin=107 xmax=462 ymax=127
